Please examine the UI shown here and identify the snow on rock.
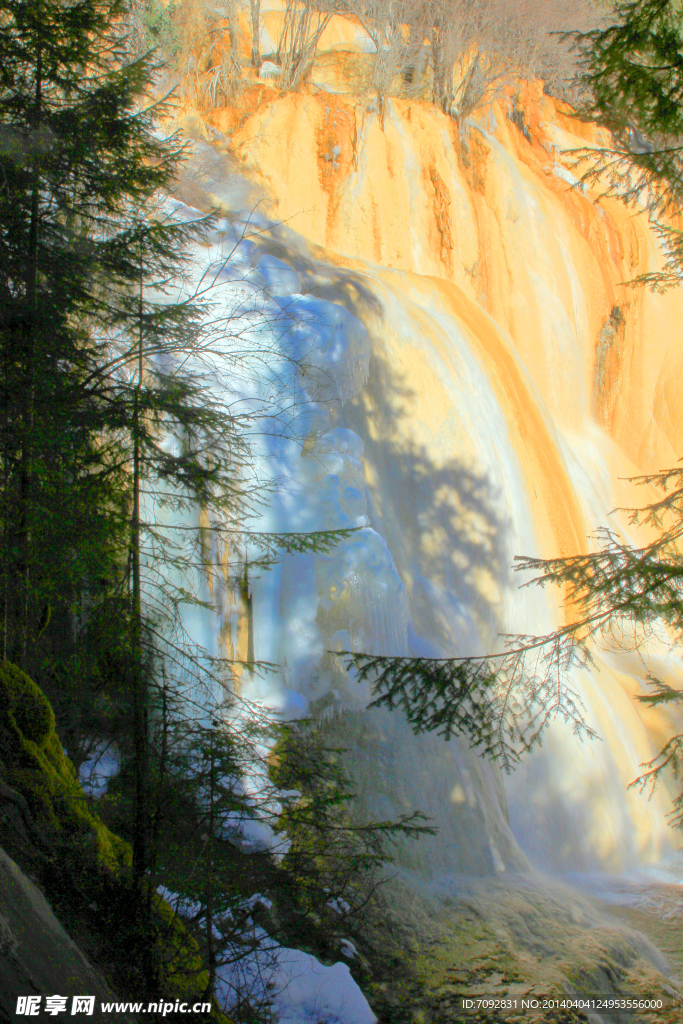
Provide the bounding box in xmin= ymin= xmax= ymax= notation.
xmin=217 ymin=938 xmax=376 ymax=1024
xmin=270 ymin=949 xmax=375 ymax=1024
xmin=259 ymin=61 xmax=281 ymax=81
xmin=256 ymin=254 xmax=301 ymax=295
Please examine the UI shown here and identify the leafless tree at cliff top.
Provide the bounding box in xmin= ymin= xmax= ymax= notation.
xmin=277 ymin=0 xmax=336 ymax=89
xmin=426 ymin=0 xmax=598 ymax=124
xmin=141 ymin=0 xmax=245 ymax=106
xmin=342 ymin=0 xmax=429 ymax=125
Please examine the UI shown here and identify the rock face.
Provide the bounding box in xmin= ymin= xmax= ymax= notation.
xmin=181 ymin=75 xmax=683 ymax=878
xmin=0 ymin=844 xmax=135 ymax=1023
xmin=359 ymin=870 xmax=683 ymax=1024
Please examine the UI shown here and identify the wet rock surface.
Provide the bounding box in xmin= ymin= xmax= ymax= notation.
xmin=353 ymin=872 xmax=683 ymax=1024
xmin=0 ymin=844 xmax=137 ymax=1022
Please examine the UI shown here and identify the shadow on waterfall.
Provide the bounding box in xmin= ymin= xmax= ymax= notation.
xmin=243 ymin=227 xmax=513 ymax=660
xmin=345 ymin=339 xmax=513 ymax=658
xmin=306 ymin=267 xmax=525 ymax=877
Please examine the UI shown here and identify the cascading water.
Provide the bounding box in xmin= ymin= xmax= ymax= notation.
xmin=192 ymin=215 xmax=682 ymax=881
xmin=158 ymin=19 xmax=683 ymax=1014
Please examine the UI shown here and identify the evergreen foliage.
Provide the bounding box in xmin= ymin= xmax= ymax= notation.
xmin=569 ymin=0 xmax=683 ymax=292
xmin=347 ymin=647 xmax=595 ymax=770
xmin=508 ymin=472 xmax=683 ymax=823
xmin=572 ymin=0 xmax=683 ymax=216
xmin=96 ymin=689 xmax=435 ymax=1016
xmin=268 ymin=722 xmax=435 ymax=929
xmin=0 ymin=0 xmax=198 ymax=671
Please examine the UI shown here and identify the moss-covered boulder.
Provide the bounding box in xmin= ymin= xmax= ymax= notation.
xmin=0 ymin=662 xmax=225 ymax=1018
xmin=0 ymin=660 xmax=130 ymax=872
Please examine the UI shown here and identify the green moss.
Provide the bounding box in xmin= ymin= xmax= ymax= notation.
xmin=0 ymin=661 xmax=55 ymax=743
xmin=0 ymin=661 xmax=131 ymax=871
xmin=151 ymin=893 xmax=210 ymax=999
xmin=0 ymin=661 xmax=220 ymax=1010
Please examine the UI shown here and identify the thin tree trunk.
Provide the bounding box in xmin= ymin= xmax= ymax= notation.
xmin=131 ymin=257 xmax=149 ymax=883
xmin=149 ymin=669 xmax=168 ymax=883
xmin=18 ymin=26 xmax=44 ymax=663
xmin=203 ymin=731 xmax=216 ymax=1002
xmin=287 ymin=11 xmax=332 ymax=90
xmin=251 ymin=0 xmax=261 ymax=69
xmin=3 ymin=341 xmax=10 ymax=663
xmin=241 ymin=560 xmax=254 ymax=671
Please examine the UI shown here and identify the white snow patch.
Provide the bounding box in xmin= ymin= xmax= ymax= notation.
xmin=217 ymin=938 xmax=376 ymax=1024
xmin=328 ymin=897 xmax=351 ymax=915
xmin=259 ymin=61 xmax=281 ymax=80
xmin=271 ymin=950 xmax=375 ymax=1024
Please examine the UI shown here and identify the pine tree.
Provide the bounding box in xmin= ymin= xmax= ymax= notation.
xmin=123 ymin=698 xmax=435 ymax=1016
xmin=572 ymin=0 xmax=683 ymax=215
xmin=0 ymin=0 xmax=217 ymax=885
xmin=567 ymin=0 xmax=683 ymax=291
xmin=0 ymin=0 xmax=189 ymax=660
